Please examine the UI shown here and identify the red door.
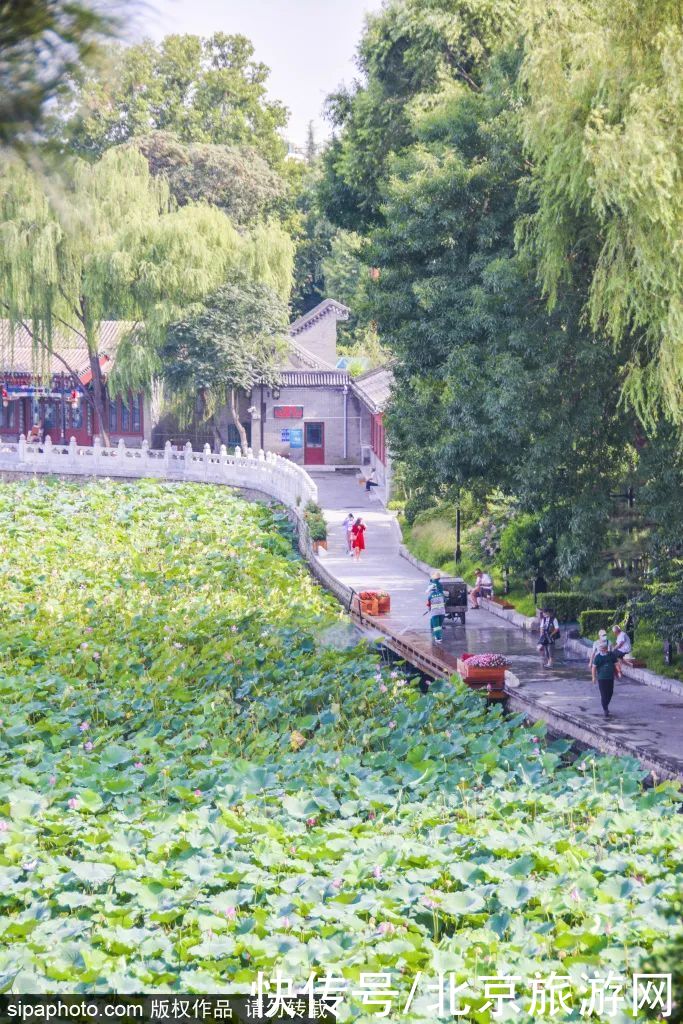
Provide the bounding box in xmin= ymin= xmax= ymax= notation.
xmin=304 ymin=422 xmax=325 ymax=465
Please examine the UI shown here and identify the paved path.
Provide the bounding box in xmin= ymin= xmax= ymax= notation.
xmin=311 ymin=472 xmax=683 ymax=780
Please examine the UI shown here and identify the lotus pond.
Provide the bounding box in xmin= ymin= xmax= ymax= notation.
xmin=0 ymin=479 xmax=681 ymax=1018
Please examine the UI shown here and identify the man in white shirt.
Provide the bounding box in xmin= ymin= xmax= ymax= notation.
xmin=470 ymin=569 xmax=493 ymax=609
xmin=610 ymin=622 xmax=634 ymax=679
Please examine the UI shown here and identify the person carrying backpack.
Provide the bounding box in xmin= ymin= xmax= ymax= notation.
xmin=537 ymin=607 xmax=560 ymax=668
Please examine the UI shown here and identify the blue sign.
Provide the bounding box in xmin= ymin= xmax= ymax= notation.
xmin=289 ymin=429 xmax=303 ymax=449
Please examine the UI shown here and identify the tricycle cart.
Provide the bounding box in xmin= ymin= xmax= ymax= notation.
xmin=440 ymin=577 xmax=467 ymax=625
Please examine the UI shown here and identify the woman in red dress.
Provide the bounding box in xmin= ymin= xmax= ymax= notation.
xmin=351 ymin=517 xmax=366 ymax=560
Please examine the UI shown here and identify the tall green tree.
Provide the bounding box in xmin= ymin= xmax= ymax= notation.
xmin=370 ymin=57 xmax=636 ymax=573
xmin=320 ymin=0 xmax=521 ymax=231
xmin=161 ymin=280 xmax=289 ymax=452
xmin=129 ymin=132 xmax=286 ymax=226
xmin=0 ymin=147 xmax=293 ymax=443
xmin=519 ymin=0 xmax=683 ymax=429
xmin=59 ymin=33 xmax=289 ymax=167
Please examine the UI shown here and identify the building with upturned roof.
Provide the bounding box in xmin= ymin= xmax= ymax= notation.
xmin=0 ymin=320 xmax=150 ymax=446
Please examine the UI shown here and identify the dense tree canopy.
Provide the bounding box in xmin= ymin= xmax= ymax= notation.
xmin=0 ymin=147 xmax=293 ymax=442
xmin=520 ymin=0 xmax=683 ymax=429
xmin=320 ymin=0 xmax=520 ymax=230
xmin=369 ymin=53 xmax=641 ymax=573
xmin=59 ymin=33 xmax=289 ymax=167
xmin=129 ymin=132 xmax=286 ymax=226
xmin=0 ymin=0 xmax=126 ymax=150
xmin=162 ymin=279 xmax=289 ymax=452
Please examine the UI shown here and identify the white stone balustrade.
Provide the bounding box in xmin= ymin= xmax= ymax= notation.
xmin=0 ymin=435 xmax=318 ymax=513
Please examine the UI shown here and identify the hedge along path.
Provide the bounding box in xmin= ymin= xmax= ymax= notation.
xmin=0 ymin=477 xmax=681 ymax=1011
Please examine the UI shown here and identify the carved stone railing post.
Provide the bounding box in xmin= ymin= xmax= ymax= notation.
xmin=18 ymin=433 xmax=26 ymax=462
xmin=164 ymin=440 xmax=172 ymax=474
xmin=69 ymin=436 xmax=78 ymax=468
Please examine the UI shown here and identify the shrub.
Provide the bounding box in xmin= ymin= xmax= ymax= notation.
xmin=303 ymin=501 xmax=327 ymax=542
xmin=542 ymin=592 xmax=591 ymax=623
xmin=579 ymin=609 xmax=617 ymax=638
xmin=633 ymin=560 xmax=683 ymax=644
xmin=498 ymin=512 xmax=555 ymax=579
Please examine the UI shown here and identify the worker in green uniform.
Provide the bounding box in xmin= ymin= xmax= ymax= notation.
xmin=591 ymin=637 xmax=624 ymax=718
xmin=426 ymin=571 xmax=446 ymax=644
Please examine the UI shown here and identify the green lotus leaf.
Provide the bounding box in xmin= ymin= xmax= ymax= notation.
xmin=70 ymin=862 xmax=116 ymax=886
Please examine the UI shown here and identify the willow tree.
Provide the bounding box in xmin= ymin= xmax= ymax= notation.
xmin=0 ymin=147 xmax=293 ymax=442
xmin=519 ymin=0 xmax=683 ymax=429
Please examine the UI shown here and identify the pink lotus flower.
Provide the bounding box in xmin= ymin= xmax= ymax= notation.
xmin=305 ymin=817 xmax=316 ymax=827
xmin=92 ymin=652 xmax=100 ymax=661
xmin=378 ymin=921 xmax=395 ymax=936
xmin=224 ymin=907 xmax=237 ymax=920
xmin=79 ymin=721 xmax=89 ymax=732
xmin=67 ymin=797 xmax=79 ymax=809
xmin=84 ymin=741 xmax=94 ymax=753
xmin=85 ymin=627 xmax=93 ymax=634
xmin=173 ymin=642 xmax=183 ymax=649
xmin=531 ymin=736 xmax=540 ymax=744
xmin=373 ymin=865 xmax=382 ymax=880
xmin=388 ymin=720 xmax=396 ymax=730
xmin=80 ymin=642 xmax=88 ymax=650
xmin=332 ymin=878 xmax=343 ymax=890
xmin=281 ymin=916 xmax=292 ymax=929
xmin=48 ymin=775 xmax=56 ymax=786
xmin=390 ymin=671 xmax=399 ymax=680
xmin=134 ymin=761 xmax=144 ymax=769
xmin=231 ymin=626 xmax=238 ymax=633
xmin=193 ymin=789 xmax=201 ymax=798
xmin=0 ymin=820 xmax=9 ymax=832
xmin=570 ymin=887 xmax=581 ymax=902
xmin=368 ymin=810 xmax=376 ymax=820
xmin=424 ymin=897 xmax=438 ymax=910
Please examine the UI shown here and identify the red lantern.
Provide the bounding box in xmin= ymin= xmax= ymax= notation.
xmin=70 ymin=390 xmax=79 ymax=410
xmin=2 ymin=387 xmax=8 ymax=409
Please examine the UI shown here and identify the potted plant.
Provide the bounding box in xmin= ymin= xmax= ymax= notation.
xmin=376 ymin=590 xmax=391 ymax=614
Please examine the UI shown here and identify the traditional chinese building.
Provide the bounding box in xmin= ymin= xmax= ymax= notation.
xmin=250 ymin=298 xmax=393 ymax=487
xmin=0 ymin=320 xmax=150 ymax=446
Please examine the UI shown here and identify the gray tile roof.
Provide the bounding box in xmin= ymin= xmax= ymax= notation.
xmin=279 ymin=370 xmax=351 ymax=387
xmin=289 ymin=299 xmax=350 ymax=338
xmin=0 ymin=320 xmax=134 ymax=377
xmin=350 ymin=366 xmax=394 ymax=413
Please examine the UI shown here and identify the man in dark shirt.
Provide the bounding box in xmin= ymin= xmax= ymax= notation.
xmin=592 ymin=639 xmax=623 ymax=717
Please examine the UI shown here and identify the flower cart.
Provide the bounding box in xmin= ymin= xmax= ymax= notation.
xmin=456 ymin=653 xmax=508 ymax=700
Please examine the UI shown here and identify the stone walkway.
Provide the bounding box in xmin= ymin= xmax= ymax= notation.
xmin=311 ymin=471 xmax=683 ymax=781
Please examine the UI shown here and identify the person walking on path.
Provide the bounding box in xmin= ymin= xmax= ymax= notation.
xmin=537 ymin=607 xmax=560 ymax=668
xmin=589 ymin=628 xmax=610 ymax=668
xmin=343 ymin=512 xmax=356 ymax=555
xmin=351 ymin=517 xmax=366 ymax=560
xmin=426 ymin=570 xmax=446 ymax=644
xmin=592 ymin=637 xmax=624 ymax=717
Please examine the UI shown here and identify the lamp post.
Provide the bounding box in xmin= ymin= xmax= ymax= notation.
xmin=455 ymin=507 xmax=462 ymax=564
